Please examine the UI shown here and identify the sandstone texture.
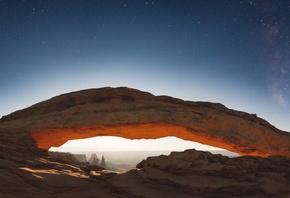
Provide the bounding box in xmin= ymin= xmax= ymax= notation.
xmin=0 ymin=87 xmax=290 ymax=197
xmin=1 ymin=87 xmax=289 ymax=157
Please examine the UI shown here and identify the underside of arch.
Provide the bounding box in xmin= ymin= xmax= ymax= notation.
xmin=30 ymin=123 xmax=236 ymax=153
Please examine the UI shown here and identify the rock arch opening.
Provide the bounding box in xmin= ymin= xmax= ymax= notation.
xmin=48 ymin=136 xmax=239 ymax=171
xmin=49 ymin=136 xmax=227 ymax=153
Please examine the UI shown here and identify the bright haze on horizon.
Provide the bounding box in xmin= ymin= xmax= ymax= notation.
xmin=1 ymin=1 xmax=290 ymax=152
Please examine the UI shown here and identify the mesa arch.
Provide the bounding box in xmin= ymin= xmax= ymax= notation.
xmin=1 ymin=87 xmax=289 ymax=157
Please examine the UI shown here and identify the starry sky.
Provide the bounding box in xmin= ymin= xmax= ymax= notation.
xmin=1 ymin=0 xmax=290 ymax=136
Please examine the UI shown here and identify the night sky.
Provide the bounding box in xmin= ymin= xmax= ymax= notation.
xmin=1 ymin=0 xmax=290 ymax=132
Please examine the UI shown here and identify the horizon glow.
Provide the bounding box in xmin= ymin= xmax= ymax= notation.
xmin=49 ymin=136 xmax=225 ymax=152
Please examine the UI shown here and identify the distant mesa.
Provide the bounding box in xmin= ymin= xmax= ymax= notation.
xmin=49 ymin=151 xmax=109 ymax=170
xmin=48 ymin=151 xmax=82 ymax=165
xmin=1 ymin=87 xmax=289 ymax=157
xmin=88 ymin=153 xmax=108 ymax=169
xmin=89 ymin=153 xmax=99 ymax=165
xmin=73 ymin=154 xmax=87 ymax=163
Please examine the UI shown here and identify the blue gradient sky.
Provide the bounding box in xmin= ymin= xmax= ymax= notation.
xmin=1 ymin=0 xmax=289 ymax=140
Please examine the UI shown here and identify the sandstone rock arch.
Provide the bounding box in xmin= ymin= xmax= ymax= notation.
xmin=1 ymin=87 xmax=290 ymax=157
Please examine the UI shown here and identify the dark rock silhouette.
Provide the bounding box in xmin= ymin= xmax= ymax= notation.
xmin=48 ymin=151 xmax=88 ymax=166
xmin=48 ymin=151 xmax=80 ymax=164
xmin=100 ymin=155 xmax=108 ymax=169
xmin=88 ymin=153 xmax=107 ymax=168
xmin=73 ymin=154 xmax=87 ymax=163
xmin=88 ymin=153 xmax=99 ymax=165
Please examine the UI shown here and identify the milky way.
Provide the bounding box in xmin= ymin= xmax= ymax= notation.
xmin=260 ymin=1 xmax=290 ymax=106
